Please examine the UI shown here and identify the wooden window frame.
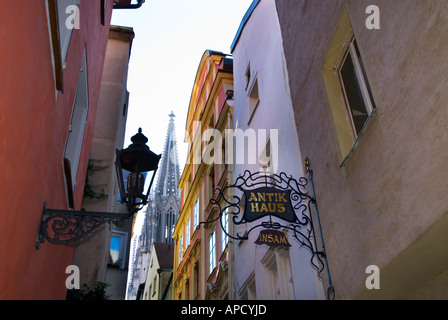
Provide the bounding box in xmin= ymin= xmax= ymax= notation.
xmin=47 ymin=0 xmax=64 ymax=91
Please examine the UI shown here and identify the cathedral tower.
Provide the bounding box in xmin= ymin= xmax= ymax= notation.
xmin=127 ymin=112 xmax=182 ymax=299
xmin=141 ymin=112 xmax=181 ymax=249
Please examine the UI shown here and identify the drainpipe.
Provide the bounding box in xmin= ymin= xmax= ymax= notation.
xmin=114 ymin=0 xmax=145 ymax=9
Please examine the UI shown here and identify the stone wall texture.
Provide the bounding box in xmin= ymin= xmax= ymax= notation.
xmin=275 ymin=0 xmax=448 ymax=299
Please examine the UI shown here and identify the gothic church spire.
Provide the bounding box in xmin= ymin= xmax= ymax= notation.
xmin=155 ymin=111 xmax=181 ymax=197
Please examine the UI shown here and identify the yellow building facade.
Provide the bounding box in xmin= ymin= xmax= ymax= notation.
xmin=173 ymin=50 xmax=234 ymax=300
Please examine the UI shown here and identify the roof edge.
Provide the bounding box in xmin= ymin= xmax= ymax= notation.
xmin=230 ymin=0 xmax=260 ymax=53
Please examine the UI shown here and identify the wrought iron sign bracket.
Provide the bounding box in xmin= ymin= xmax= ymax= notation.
xmin=304 ymin=157 xmax=334 ymax=299
xmin=201 ymin=158 xmax=335 ymax=299
xmin=316 ymin=251 xmax=327 ymax=258
xmin=35 ymin=202 xmax=133 ymax=250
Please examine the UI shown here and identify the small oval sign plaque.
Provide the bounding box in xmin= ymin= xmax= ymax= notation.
xmin=254 ymin=230 xmax=291 ymax=248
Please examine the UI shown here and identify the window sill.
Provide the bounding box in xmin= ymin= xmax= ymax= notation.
xmin=247 ymin=99 xmax=260 ymax=125
xmin=340 ymin=108 xmax=378 ymax=168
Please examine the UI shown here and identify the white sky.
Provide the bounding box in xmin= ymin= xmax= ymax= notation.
xmin=111 ymin=0 xmax=253 ymax=171
xmin=111 ymin=1 xmax=253 ymax=244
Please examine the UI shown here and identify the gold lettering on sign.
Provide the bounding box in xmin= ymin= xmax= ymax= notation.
xmin=247 ymin=191 xmax=289 ymax=214
xmin=255 ymin=230 xmax=291 ymax=247
xmin=250 ymin=202 xmax=259 ymax=212
xmin=248 ymin=193 xmax=257 ymax=202
xmin=260 ymin=203 xmax=269 ymax=213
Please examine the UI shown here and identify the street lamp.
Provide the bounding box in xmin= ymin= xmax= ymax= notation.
xmin=116 ymin=128 xmax=161 ymax=213
xmin=36 ymin=128 xmax=161 ymax=249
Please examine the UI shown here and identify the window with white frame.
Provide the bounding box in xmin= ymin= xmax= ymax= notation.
xmin=209 ymin=232 xmax=216 ymax=274
xmin=178 ymin=234 xmax=183 ymax=265
xmin=193 ymin=200 xmax=199 ymax=230
xmin=109 ymin=231 xmax=128 ymax=269
xmin=221 ymin=208 xmax=229 ymax=252
xmin=186 ymin=218 xmax=190 ymax=248
xmin=321 ymin=8 xmax=377 ymax=162
xmin=64 ymin=50 xmax=88 ymax=193
xmin=338 ymin=35 xmax=376 ymax=138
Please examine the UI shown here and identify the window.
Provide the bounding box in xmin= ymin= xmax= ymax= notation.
xmin=184 ymin=279 xmax=190 ymax=300
xmin=208 ymin=169 xmax=215 ymax=200
xmin=64 ymin=50 xmax=88 ymax=202
xmin=109 ymin=231 xmax=128 ymax=269
xmin=165 ymin=225 xmax=169 ymax=241
xmin=57 ymin=0 xmax=80 ymax=62
xmin=239 ymin=272 xmax=257 ymax=300
xmin=165 ymin=207 xmax=176 ymax=243
xmin=101 ymin=0 xmax=107 ymax=25
xmin=193 ymin=200 xmax=199 ymax=230
xmin=193 ymin=263 xmax=199 ymax=299
xmin=248 ymin=76 xmax=260 ymax=124
xmin=221 ymin=208 xmax=229 ymax=252
xmin=185 ymin=218 xmax=190 ymax=248
xmin=258 ymin=136 xmax=278 ymax=175
xmin=209 ymin=232 xmax=216 ymax=274
xmin=46 ymin=0 xmax=81 ymax=91
xmin=261 ymin=248 xmax=293 ymax=300
xmin=262 ymin=250 xmax=278 ymax=300
xmin=245 ymin=63 xmax=251 ymax=90
xmin=338 ymin=37 xmax=376 ymax=138
xmin=152 ymin=276 xmax=157 ymax=297
xmin=178 ymin=234 xmax=183 ymax=265
xmin=322 ymin=8 xmax=377 ymax=163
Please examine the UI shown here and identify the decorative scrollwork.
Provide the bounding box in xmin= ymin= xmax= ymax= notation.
xmin=202 ymin=170 xmax=327 ymax=279
xmin=36 ymin=203 xmax=130 ymax=249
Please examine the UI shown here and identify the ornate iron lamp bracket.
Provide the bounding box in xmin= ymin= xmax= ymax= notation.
xmin=35 ymin=202 xmax=133 ymax=250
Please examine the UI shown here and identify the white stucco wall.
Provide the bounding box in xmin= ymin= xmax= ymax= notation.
xmin=231 ymin=0 xmax=326 ymax=300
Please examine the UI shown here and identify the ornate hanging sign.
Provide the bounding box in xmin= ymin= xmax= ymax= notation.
xmin=203 ymin=170 xmax=315 ymax=254
xmin=201 ymin=159 xmax=335 ymax=300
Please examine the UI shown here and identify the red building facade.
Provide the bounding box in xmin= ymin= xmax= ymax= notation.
xmin=0 ymin=1 xmax=123 ymax=299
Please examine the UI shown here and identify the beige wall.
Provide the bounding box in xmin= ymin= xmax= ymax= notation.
xmin=72 ymin=26 xmax=134 ymax=300
xmin=275 ymin=0 xmax=448 ymax=299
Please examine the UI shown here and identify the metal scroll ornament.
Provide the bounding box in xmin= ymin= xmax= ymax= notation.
xmin=203 ymin=159 xmax=335 ymax=299
xmin=36 ymin=202 xmax=127 ymax=249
